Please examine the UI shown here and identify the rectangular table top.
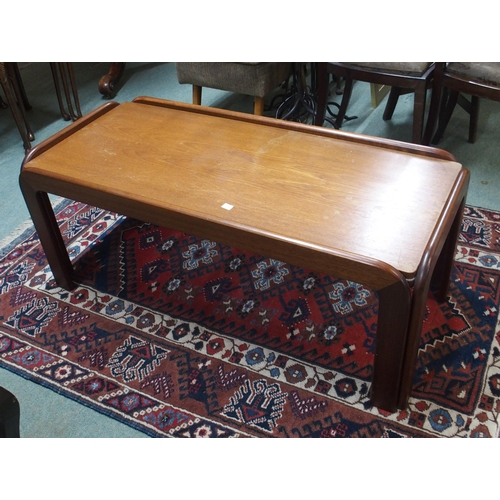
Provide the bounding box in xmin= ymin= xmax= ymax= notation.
xmin=22 ymin=99 xmax=466 ymax=280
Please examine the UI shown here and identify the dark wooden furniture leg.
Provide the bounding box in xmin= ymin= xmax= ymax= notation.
xmin=57 ymin=63 xmax=82 ymax=121
xmin=0 ymin=386 xmax=20 ymax=438
xmin=0 ymin=63 xmax=32 ymax=150
xmin=332 ymin=78 xmax=354 ymax=129
xmin=371 ymin=278 xmax=411 ymax=411
xmin=98 ymin=63 xmax=126 ymax=98
xmin=432 ymin=197 xmax=467 ymax=301
xmin=468 ymin=96 xmax=480 ymax=143
xmin=50 ymin=63 xmax=82 ymax=122
xmin=19 ymin=102 xmax=119 ymax=288
xmin=18 ymin=180 xmax=76 ymax=290
xmin=314 ymin=62 xmax=329 ymax=126
xmin=383 ymin=87 xmax=404 ymax=120
xmin=397 ymin=179 xmax=469 ymax=408
xmin=433 ymin=90 xmax=460 ymax=144
xmin=50 ymin=62 xmax=71 ymax=121
xmin=11 ymin=63 xmax=32 ymax=110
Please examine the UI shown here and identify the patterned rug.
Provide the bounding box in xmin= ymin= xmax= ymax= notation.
xmin=1 ymin=200 xmax=499 ymax=438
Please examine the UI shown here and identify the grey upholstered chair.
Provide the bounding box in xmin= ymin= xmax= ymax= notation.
xmin=315 ymin=62 xmax=435 ymax=144
xmin=175 ymin=62 xmax=292 ymax=115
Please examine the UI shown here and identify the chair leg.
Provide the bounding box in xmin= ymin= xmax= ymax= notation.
xmin=411 ymin=86 xmax=427 ymax=144
xmin=383 ymin=87 xmax=401 ymax=121
xmin=314 ymin=62 xmax=329 ymax=126
xmin=11 ymin=63 xmax=32 ymax=110
xmin=432 ymin=89 xmax=459 ymax=144
xmin=469 ymin=95 xmax=480 ymax=143
xmin=66 ymin=63 xmax=82 ymax=119
xmin=50 ymin=62 xmax=71 ymax=121
xmin=422 ymin=89 xmax=442 ymax=146
xmin=192 ymin=85 xmax=202 ymax=105
xmin=254 ymin=96 xmax=265 ymax=115
xmin=0 ymin=66 xmax=32 ymax=150
xmin=57 ymin=63 xmax=82 ymax=121
xmin=334 ymin=78 xmax=354 ymax=129
xmin=5 ymin=63 xmax=35 ymax=142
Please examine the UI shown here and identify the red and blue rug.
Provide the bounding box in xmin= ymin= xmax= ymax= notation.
xmin=1 ymin=201 xmax=499 ymax=437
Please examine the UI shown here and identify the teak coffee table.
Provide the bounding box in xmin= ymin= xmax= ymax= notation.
xmin=19 ymin=97 xmax=469 ymax=412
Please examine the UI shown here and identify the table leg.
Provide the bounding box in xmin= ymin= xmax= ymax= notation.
xmin=432 ymin=197 xmax=466 ymax=302
xmin=397 ymin=195 xmax=468 ymax=408
xmin=18 ymin=179 xmax=75 ymax=290
xmin=370 ymin=279 xmax=411 ymax=412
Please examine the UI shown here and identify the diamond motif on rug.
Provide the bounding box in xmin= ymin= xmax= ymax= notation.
xmin=107 ymin=335 xmax=169 ymax=382
xmin=222 ymin=378 xmax=287 ymax=433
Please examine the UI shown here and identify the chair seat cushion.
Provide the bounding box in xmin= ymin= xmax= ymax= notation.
xmin=447 ymin=62 xmax=500 ymax=87
xmin=346 ymin=62 xmax=432 ymax=77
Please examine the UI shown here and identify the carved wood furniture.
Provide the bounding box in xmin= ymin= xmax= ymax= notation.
xmin=19 ymin=97 xmax=469 ymax=413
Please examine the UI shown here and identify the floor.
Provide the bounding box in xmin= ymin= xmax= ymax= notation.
xmin=1 ymin=62 xmax=499 ymax=437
